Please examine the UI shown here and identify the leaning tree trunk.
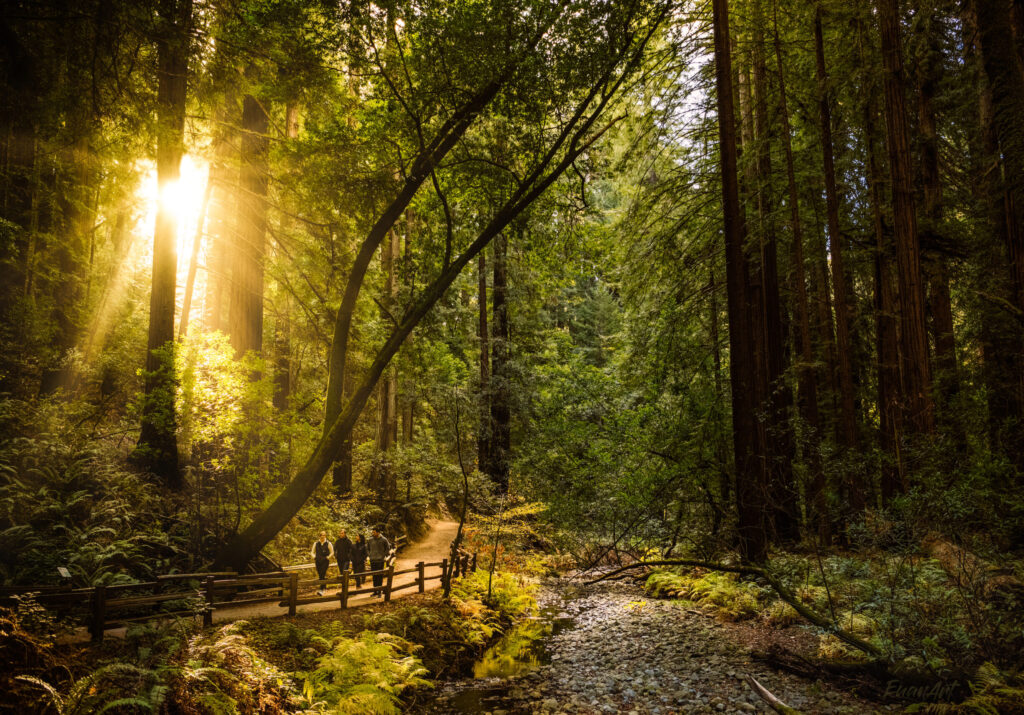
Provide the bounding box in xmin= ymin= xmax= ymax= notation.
xmin=135 ymin=0 xmax=193 ymax=488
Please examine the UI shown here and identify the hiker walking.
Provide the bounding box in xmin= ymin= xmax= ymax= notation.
xmin=367 ymin=526 xmax=391 ymax=597
xmin=310 ymin=530 xmax=334 ymax=595
xmin=351 ymin=533 xmax=368 ymax=588
xmin=334 ymin=528 xmax=352 ymax=573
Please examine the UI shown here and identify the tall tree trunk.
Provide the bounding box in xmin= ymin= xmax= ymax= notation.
xmin=861 ymin=69 xmax=905 ymax=503
xmin=967 ymin=0 xmax=1024 ymax=469
xmin=478 ymin=250 xmax=491 ymax=471
xmin=815 ymin=8 xmax=863 ymax=515
xmin=736 ymin=46 xmax=772 ymax=545
xmin=229 ymin=92 xmax=269 ymax=357
xmin=135 ymin=0 xmax=192 ymax=488
xmin=486 ymin=231 xmax=511 ymax=492
xmin=772 ymin=0 xmax=826 ymax=541
xmin=713 ymin=0 xmax=768 ymax=563
xmin=878 ymin=0 xmax=936 ymax=436
xmin=750 ymin=0 xmax=798 ymax=543
xmin=915 ymin=11 xmax=959 ymax=409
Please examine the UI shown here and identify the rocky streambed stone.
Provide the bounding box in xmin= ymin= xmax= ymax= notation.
xmin=422 ymin=579 xmax=897 ymax=714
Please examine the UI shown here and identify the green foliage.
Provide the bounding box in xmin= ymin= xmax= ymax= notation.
xmin=0 ymin=399 xmax=188 ymax=585
xmin=644 ymin=568 xmax=765 ymax=621
xmin=15 ymin=620 xmax=294 ymax=715
xmin=907 ymin=664 xmax=1024 ymax=714
xmin=300 ymin=631 xmax=430 ymax=714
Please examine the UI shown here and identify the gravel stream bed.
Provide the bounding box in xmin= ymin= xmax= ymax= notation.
xmin=422 ymin=579 xmax=896 ymax=714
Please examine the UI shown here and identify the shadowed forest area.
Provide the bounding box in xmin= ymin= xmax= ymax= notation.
xmin=2 ymin=0 xmax=1024 ymax=712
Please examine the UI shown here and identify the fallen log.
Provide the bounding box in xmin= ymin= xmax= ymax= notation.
xmin=922 ymin=533 xmax=1024 ymax=600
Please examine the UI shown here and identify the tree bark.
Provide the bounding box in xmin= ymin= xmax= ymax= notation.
xmin=915 ymin=11 xmax=959 ymax=406
xmin=966 ymin=0 xmax=1024 ymax=467
xmin=478 ymin=250 xmax=491 ymax=471
xmin=713 ymin=0 xmax=768 ymax=563
xmin=878 ymin=0 xmax=936 ymax=436
xmin=135 ymin=0 xmax=193 ymax=488
xmin=229 ymin=92 xmax=269 ymax=357
xmin=773 ymin=0 xmax=826 ymax=541
xmin=815 ymin=8 xmax=862 ymax=504
xmin=751 ymin=0 xmax=798 ymax=543
xmin=485 ymin=231 xmax=511 ymax=492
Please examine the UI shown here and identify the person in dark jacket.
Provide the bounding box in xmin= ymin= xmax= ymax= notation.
xmin=367 ymin=526 xmax=391 ymax=597
xmin=310 ymin=531 xmax=334 ymax=596
xmin=334 ymin=529 xmax=352 ymax=573
xmin=351 ymin=534 xmax=368 ymax=588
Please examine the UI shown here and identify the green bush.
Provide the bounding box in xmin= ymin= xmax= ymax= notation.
xmin=300 ymin=631 xmax=430 ymax=714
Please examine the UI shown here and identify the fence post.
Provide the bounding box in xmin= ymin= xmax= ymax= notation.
xmin=340 ymin=569 xmax=350 ymax=609
xmin=203 ymin=576 xmax=215 ymax=627
xmin=384 ymin=563 xmax=395 ymax=603
xmin=441 ymin=558 xmax=450 ymax=598
xmin=417 ymin=561 xmax=425 ymax=593
xmin=288 ymin=573 xmax=298 ymax=616
xmin=90 ymin=585 xmax=106 ymax=642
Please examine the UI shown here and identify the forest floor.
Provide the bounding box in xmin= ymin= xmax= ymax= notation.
xmin=424 ymin=579 xmax=898 ymax=714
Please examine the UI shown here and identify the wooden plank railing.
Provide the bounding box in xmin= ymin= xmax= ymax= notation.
xmin=0 ymin=544 xmax=475 ymax=642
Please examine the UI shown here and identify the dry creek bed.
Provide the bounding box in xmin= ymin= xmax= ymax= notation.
xmin=421 ymin=579 xmax=900 ymax=714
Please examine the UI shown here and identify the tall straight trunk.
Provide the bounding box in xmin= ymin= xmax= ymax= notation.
xmin=713 ymin=0 xmax=768 ymax=563
xmin=372 ymin=229 xmax=401 ymax=503
xmin=709 ymin=266 xmax=731 ymax=512
xmin=229 ymin=92 xmax=269 ymax=356
xmin=750 ymin=0 xmax=798 ymax=543
xmin=203 ymin=93 xmax=237 ymax=334
xmin=967 ymin=0 xmax=1024 ymax=468
xmin=815 ymin=7 xmax=861 ymax=481
xmin=772 ymin=0 xmax=826 ymax=541
xmin=273 ymin=104 xmax=300 ymax=412
xmin=477 ymin=251 xmax=491 ymax=470
xmin=861 ymin=65 xmax=905 ymax=502
xmin=486 ymin=231 xmax=511 ymax=492
xmin=915 ymin=13 xmax=959 ymax=404
xmin=878 ymin=0 xmax=936 ymax=436
xmin=136 ymin=0 xmax=192 ymax=487
xmin=736 ymin=52 xmax=771 ymax=526
xmin=39 ymin=133 xmax=92 ymax=395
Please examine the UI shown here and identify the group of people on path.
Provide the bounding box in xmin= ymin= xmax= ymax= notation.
xmin=310 ymin=526 xmax=392 ymax=597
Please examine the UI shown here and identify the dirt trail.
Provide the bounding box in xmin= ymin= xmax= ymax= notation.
xmin=76 ymin=519 xmax=462 ymax=642
xmin=212 ymin=518 xmax=462 ymax=623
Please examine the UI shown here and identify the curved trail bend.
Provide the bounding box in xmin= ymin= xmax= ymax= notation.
xmin=212 ymin=518 xmax=462 ymax=623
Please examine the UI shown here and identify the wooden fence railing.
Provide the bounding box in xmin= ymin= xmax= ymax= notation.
xmin=0 ymin=542 xmax=475 ymax=642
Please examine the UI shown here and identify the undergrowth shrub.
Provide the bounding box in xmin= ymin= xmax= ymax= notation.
xmin=0 ymin=398 xmax=187 ymax=585
xmin=645 ymin=568 xmax=765 ymax=621
xmin=300 ymin=631 xmax=430 ymax=714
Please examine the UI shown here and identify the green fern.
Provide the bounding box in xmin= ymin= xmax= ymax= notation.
xmin=302 ymin=631 xmax=431 ymax=714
